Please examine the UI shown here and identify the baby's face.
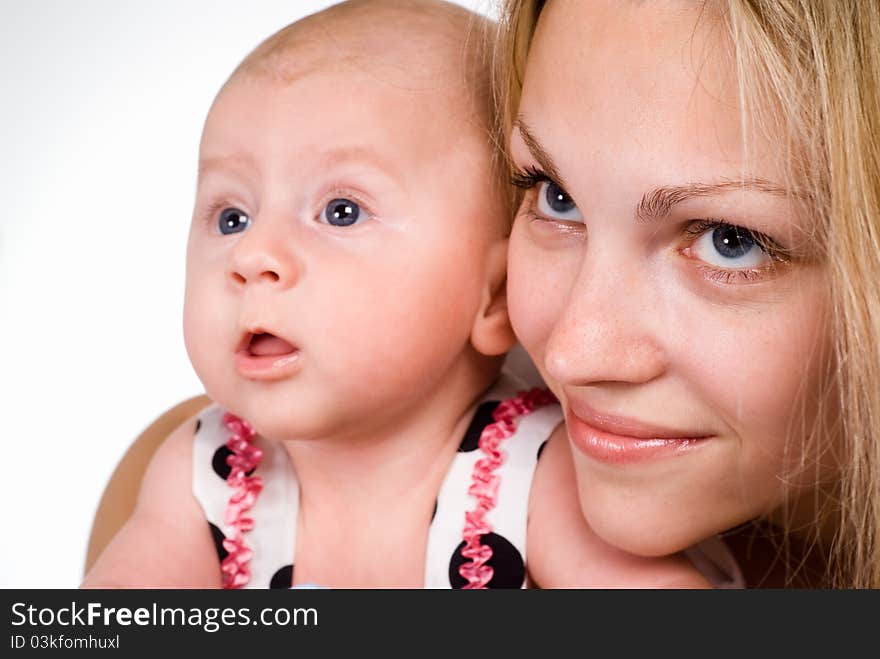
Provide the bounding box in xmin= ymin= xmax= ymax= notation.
xmin=184 ymin=66 xmax=504 ymax=440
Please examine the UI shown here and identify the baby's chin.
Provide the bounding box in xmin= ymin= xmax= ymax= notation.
xmin=208 ymin=395 xmax=308 ymax=443
xmin=207 ymin=383 xmax=360 ymax=443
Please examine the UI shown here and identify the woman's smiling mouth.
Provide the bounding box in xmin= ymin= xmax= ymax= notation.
xmin=565 ymin=401 xmax=713 ymax=465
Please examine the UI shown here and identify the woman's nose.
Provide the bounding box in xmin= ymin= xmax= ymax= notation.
xmin=543 ymin=260 xmax=667 ymax=387
xmin=227 ymin=215 xmax=300 ymax=290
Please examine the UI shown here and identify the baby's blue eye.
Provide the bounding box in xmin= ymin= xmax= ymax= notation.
xmin=322 ymin=198 xmax=362 ymax=227
xmin=218 ymin=207 xmax=250 ymax=235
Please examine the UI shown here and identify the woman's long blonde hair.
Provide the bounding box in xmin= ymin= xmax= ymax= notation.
xmin=494 ymin=0 xmax=880 ymax=588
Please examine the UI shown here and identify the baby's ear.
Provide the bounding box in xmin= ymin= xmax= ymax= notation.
xmin=471 ymin=238 xmax=517 ymax=356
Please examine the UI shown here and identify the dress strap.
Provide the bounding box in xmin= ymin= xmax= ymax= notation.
xmin=424 ymin=372 xmax=563 ymax=589
xmin=458 ymin=388 xmax=558 ymax=589
xmin=192 ymin=404 xmax=297 ymax=590
xmin=219 ymin=413 xmax=263 ymax=589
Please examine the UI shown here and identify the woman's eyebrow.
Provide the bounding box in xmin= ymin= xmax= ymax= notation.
xmin=636 ymin=179 xmax=789 ymax=223
xmin=513 ymin=116 xmax=571 ymax=192
xmin=514 ymin=118 xmax=790 ymax=224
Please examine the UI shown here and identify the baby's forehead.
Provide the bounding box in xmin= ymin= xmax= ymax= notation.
xmin=241 ymin=48 xmax=460 ymax=103
xmin=251 ymin=45 xmax=453 ymax=92
xmin=228 ymin=0 xmax=489 ymax=116
xmin=201 ymin=66 xmax=487 ymax=180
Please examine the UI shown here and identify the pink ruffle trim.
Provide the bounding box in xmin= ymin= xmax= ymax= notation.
xmin=220 ymin=413 xmax=264 ymax=589
xmin=458 ymin=388 xmax=557 ymax=589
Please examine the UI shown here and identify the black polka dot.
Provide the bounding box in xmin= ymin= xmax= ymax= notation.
xmin=270 ymin=564 xmax=294 ymax=589
xmin=458 ymin=401 xmax=501 ymax=452
xmin=195 ymin=419 xmax=202 ymax=433
xmin=208 ymin=523 xmax=228 ymax=562
xmin=431 ymin=500 xmax=438 ymax=523
xmin=448 ymin=532 xmax=525 ymax=589
xmin=212 ymin=445 xmax=256 ymax=480
xmin=536 ymin=439 xmax=548 ymax=461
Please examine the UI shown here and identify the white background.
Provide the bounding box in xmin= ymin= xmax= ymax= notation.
xmin=1 ymin=0 xmax=522 ymax=587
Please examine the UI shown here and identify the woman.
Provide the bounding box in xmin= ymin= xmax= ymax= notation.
xmin=495 ymin=0 xmax=880 ymax=587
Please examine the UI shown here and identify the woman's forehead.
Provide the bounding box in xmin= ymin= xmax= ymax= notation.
xmin=520 ymin=2 xmax=787 ymax=192
xmin=529 ymin=1 xmax=732 ymax=102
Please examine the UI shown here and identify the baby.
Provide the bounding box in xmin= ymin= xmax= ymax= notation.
xmin=83 ymin=0 xmax=708 ymax=588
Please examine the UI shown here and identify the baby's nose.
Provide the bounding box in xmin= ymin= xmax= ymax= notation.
xmin=227 ymin=222 xmax=299 ymax=290
xmin=230 ymin=266 xmax=282 ymax=285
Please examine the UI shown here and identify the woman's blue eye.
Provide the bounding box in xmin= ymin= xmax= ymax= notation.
xmin=536 ymin=180 xmax=583 ymax=222
xmin=692 ymin=224 xmax=769 ymax=269
xmin=322 ymin=198 xmax=362 ymax=227
xmin=218 ymin=207 xmax=250 ymax=235
xmin=713 ymin=225 xmax=755 ymax=258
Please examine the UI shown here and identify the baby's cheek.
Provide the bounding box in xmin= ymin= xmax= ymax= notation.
xmin=183 ymin=281 xmax=225 ymax=377
xmin=361 ymin=281 xmax=472 ymax=367
xmin=325 ymin=262 xmax=481 ymax=399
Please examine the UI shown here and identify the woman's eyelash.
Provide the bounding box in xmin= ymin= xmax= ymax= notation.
xmin=510 ymin=166 xmax=550 ymax=190
xmin=509 ymin=173 xmax=790 ymax=261
xmin=685 ymin=219 xmax=791 ymax=262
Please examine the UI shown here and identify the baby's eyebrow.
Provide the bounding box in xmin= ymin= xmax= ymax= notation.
xmin=635 ymin=179 xmax=790 ymax=223
xmin=315 ymin=146 xmax=400 ymax=179
xmin=512 ymin=116 xmax=571 ymax=193
xmin=198 ymin=147 xmax=400 ymax=181
xmin=198 ymin=153 xmax=257 ymax=179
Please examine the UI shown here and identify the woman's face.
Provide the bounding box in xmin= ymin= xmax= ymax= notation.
xmin=508 ymin=0 xmax=834 ymax=555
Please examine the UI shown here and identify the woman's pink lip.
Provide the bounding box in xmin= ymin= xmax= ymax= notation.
xmin=567 ymin=401 xmax=711 ymax=440
xmin=565 ymin=404 xmax=712 ymax=465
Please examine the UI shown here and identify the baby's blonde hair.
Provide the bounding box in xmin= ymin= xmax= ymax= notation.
xmin=494 ymin=0 xmax=880 ymax=588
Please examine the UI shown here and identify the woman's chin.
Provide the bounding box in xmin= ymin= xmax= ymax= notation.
xmin=577 ymin=492 xmax=711 ymax=557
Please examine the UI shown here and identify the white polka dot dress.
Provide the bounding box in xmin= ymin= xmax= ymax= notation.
xmin=192 ymin=372 xmax=563 ymax=589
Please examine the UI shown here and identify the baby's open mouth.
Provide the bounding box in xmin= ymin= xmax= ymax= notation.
xmin=235 ymin=330 xmax=301 ymax=379
xmin=246 ymin=332 xmax=297 ymax=356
